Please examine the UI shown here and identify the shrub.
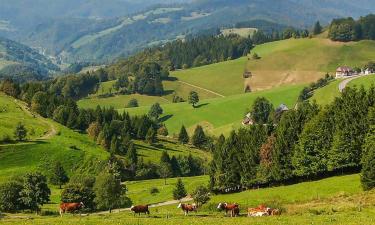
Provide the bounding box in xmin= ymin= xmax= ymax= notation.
xmin=150 ymin=187 xmax=159 ymax=195
xmin=126 ymin=99 xmax=139 ymax=108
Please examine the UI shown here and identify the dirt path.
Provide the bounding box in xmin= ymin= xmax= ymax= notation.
xmin=92 ymin=197 xmax=193 ymax=215
xmin=338 ymin=75 xmax=370 ymax=92
xmin=13 ymin=99 xmax=57 ymax=140
xmin=178 ymin=80 xmax=225 ymax=98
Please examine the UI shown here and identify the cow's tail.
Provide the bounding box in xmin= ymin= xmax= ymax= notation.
xmin=59 ymin=208 xmax=63 ymax=217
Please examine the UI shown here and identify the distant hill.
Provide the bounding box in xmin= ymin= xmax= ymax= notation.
xmin=0 ymin=36 xmax=59 ymax=81
xmin=1 ymin=0 xmax=374 ymax=63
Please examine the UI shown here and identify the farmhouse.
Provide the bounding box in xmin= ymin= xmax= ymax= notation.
xmin=336 ymin=66 xmax=354 ymax=78
xmin=242 ymin=113 xmax=253 ymax=126
xmin=364 ymin=68 xmax=374 ymax=75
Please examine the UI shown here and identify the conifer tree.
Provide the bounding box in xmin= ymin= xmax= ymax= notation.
xmin=191 ymin=125 xmax=206 ymax=148
xmin=313 ymin=21 xmax=323 ymax=35
xmin=173 ymin=178 xmax=187 ymax=200
xmin=361 ymin=126 xmax=375 ymax=190
xmin=145 ymin=127 xmax=157 ymax=144
xmin=14 ymin=122 xmax=27 ymax=141
xmin=178 ymin=125 xmax=189 ymax=144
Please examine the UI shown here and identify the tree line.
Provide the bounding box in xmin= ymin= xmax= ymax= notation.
xmin=209 ymin=86 xmax=375 ymax=192
xmin=328 ymin=14 xmax=375 ymax=42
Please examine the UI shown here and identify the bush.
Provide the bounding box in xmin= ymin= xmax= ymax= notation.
xmin=150 ymin=187 xmax=159 ymax=195
xmin=126 ymin=99 xmax=139 ymax=108
xmin=0 ymin=134 xmax=12 ymax=144
xmin=61 ymin=183 xmax=96 ymax=211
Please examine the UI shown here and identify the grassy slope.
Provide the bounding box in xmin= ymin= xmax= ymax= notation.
xmin=122 ymin=84 xmax=304 ymax=136
xmin=6 ymin=174 xmax=375 ymax=225
xmin=171 ymin=38 xmax=375 ymax=96
xmin=311 ymin=74 xmax=375 ymax=105
xmin=0 ymin=93 xmax=50 ymax=140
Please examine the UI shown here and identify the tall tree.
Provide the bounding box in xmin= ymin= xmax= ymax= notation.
xmin=361 ymin=126 xmax=375 ymax=190
xmin=20 ymin=172 xmax=51 ymax=213
xmin=93 ymin=171 xmax=123 ymax=213
xmin=148 ymin=103 xmax=163 ymax=120
xmin=191 ymin=125 xmax=207 ymax=148
xmin=250 ymin=97 xmax=274 ymax=124
xmin=145 ymin=127 xmax=157 ymax=144
xmin=173 ymin=178 xmax=187 ymax=200
xmin=50 ymin=162 xmax=69 ymax=189
xmin=178 ymin=125 xmax=189 ymax=144
xmin=313 ymin=21 xmax=323 ymax=35
xmin=188 ymin=91 xmax=199 ymax=108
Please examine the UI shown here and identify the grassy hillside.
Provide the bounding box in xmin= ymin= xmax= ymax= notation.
xmin=311 ymin=74 xmax=375 ymax=105
xmin=78 ymin=79 xmax=220 ymax=109
xmin=122 ymin=84 xmax=304 ymax=136
xmin=171 ymin=38 xmax=375 ymax=95
xmin=0 ymin=93 xmax=50 ymax=141
xmin=5 ymin=174 xmax=375 ymax=225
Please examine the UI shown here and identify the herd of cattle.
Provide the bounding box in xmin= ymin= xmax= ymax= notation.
xmin=59 ymin=202 xmax=280 ymax=218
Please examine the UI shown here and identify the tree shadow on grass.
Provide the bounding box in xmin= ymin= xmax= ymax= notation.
xmin=195 ymin=103 xmax=209 ymax=108
xmin=159 ymin=114 xmax=173 ymax=123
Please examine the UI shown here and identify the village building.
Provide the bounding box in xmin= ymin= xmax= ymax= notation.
xmin=364 ymin=68 xmax=374 ymax=75
xmin=336 ymin=66 xmax=354 ymax=78
xmin=242 ymin=113 xmax=253 ymax=126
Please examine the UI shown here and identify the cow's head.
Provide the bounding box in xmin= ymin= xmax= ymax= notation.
xmin=130 ymin=205 xmax=135 ymax=210
xmin=177 ymin=203 xmax=182 ymax=208
xmin=217 ymin=203 xmax=227 ymax=209
xmin=79 ymin=202 xmax=85 ymax=208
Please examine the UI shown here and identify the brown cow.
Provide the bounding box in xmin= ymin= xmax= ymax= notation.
xmin=130 ymin=205 xmax=150 ymax=216
xmin=177 ymin=203 xmax=197 ymax=216
xmin=217 ymin=203 xmax=240 ymax=217
xmin=59 ymin=202 xmax=84 ymax=217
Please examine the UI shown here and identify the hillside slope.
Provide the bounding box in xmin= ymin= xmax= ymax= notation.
xmin=0 ymin=36 xmax=59 ymax=81
xmin=172 ymin=38 xmax=375 ymax=95
xmin=6 ymin=0 xmax=375 ymax=62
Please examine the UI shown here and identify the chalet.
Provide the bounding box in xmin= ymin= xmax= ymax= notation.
xmin=336 ymin=66 xmax=354 ymax=78
xmin=242 ymin=113 xmax=253 ymax=126
xmin=275 ymin=104 xmax=289 ymax=120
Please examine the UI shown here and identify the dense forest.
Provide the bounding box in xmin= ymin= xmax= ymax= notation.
xmin=328 ymin=14 xmax=375 ymax=42
xmin=209 ymin=86 xmax=375 ymax=192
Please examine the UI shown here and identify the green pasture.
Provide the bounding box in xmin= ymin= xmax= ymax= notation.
xmin=0 ymin=93 xmax=50 ymax=141
xmin=121 ymin=84 xmax=304 ymax=136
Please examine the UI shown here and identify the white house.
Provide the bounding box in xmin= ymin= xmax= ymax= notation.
xmin=336 ymin=66 xmax=354 ymax=78
xmin=364 ymin=68 xmax=374 ymax=75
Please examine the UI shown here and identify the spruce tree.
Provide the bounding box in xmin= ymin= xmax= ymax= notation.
xmin=126 ymin=143 xmax=138 ymax=171
xmin=148 ymin=103 xmax=163 ymax=120
xmin=191 ymin=125 xmax=207 ymax=148
xmin=173 ymin=178 xmax=187 ymax=200
xmin=145 ymin=127 xmax=157 ymax=144
xmin=178 ymin=125 xmax=189 ymax=144
xmin=50 ymin=161 xmax=69 ymax=189
xmin=188 ymin=91 xmax=199 ymax=108
xmin=14 ymin=122 xmax=27 ymax=141
xmin=313 ymin=21 xmax=323 ymax=35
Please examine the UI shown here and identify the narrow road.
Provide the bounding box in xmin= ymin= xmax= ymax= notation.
xmin=338 ymin=74 xmax=370 ymax=92
xmin=92 ymin=197 xmax=193 ymax=215
xmin=178 ymin=80 xmax=225 ymax=98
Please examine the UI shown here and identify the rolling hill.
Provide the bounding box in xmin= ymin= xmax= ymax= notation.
xmin=0 ymin=36 xmax=59 ymax=81
xmin=2 ymin=0 xmax=374 ymax=63
xmin=172 ymin=38 xmax=375 ymax=95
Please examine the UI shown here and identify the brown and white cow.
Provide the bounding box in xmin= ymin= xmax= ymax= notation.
xmin=177 ymin=203 xmax=197 ymax=216
xmin=217 ymin=203 xmax=240 ymax=217
xmin=247 ymin=205 xmax=280 ymax=217
xmin=59 ymin=202 xmax=85 ymax=217
xmin=130 ymin=205 xmax=150 ymax=216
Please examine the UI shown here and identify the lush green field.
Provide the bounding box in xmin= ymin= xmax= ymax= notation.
xmin=122 ymin=84 xmax=304 ymax=136
xmin=309 ymin=79 xmax=342 ymax=105
xmin=0 ymin=93 xmax=50 ymax=140
xmin=171 ymin=38 xmax=375 ymax=95
xmin=348 ymin=74 xmax=375 ymax=89
xmin=311 ymin=74 xmax=375 ymax=105
xmin=5 ymin=174 xmax=375 ymax=225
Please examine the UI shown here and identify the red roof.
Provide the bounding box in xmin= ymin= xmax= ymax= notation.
xmin=336 ymin=66 xmax=353 ymax=72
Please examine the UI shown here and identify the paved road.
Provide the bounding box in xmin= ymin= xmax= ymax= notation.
xmin=338 ymin=75 xmax=370 ymax=92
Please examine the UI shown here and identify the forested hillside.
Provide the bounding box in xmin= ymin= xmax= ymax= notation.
xmin=0 ymin=36 xmax=59 ymax=82
xmin=2 ymin=0 xmax=374 ymax=63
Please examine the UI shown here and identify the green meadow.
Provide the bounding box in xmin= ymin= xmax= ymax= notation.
xmin=122 ymin=84 xmax=304 ymax=136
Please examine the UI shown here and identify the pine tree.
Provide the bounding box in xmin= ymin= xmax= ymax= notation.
xmin=50 ymin=161 xmax=69 ymax=189
xmin=191 ymin=125 xmax=207 ymax=148
xmin=126 ymin=143 xmax=138 ymax=171
xmin=14 ymin=122 xmax=27 ymax=141
xmin=110 ymin=136 xmax=119 ymax=154
xmin=188 ymin=91 xmax=199 ymax=108
xmin=145 ymin=127 xmax=157 ymax=144
xmin=170 ymin=156 xmax=181 ymax=177
xmin=178 ymin=125 xmax=189 ymax=144
xmin=173 ymin=178 xmax=187 ymax=200
xmin=148 ymin=103 xmax=163 ymax=120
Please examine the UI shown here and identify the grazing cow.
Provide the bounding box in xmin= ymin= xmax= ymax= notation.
xmin=130 ymin=205 xmax=150 ymax=216
xmin=217 ymin=203 xmax=240 ymax=217
xmin=59 ymin=202 xmax=84 ymax=217
xmin=248 ymin=205 xmax=280 ymax=217
xmin=177 ymin=203 xmax=197 ymax=216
